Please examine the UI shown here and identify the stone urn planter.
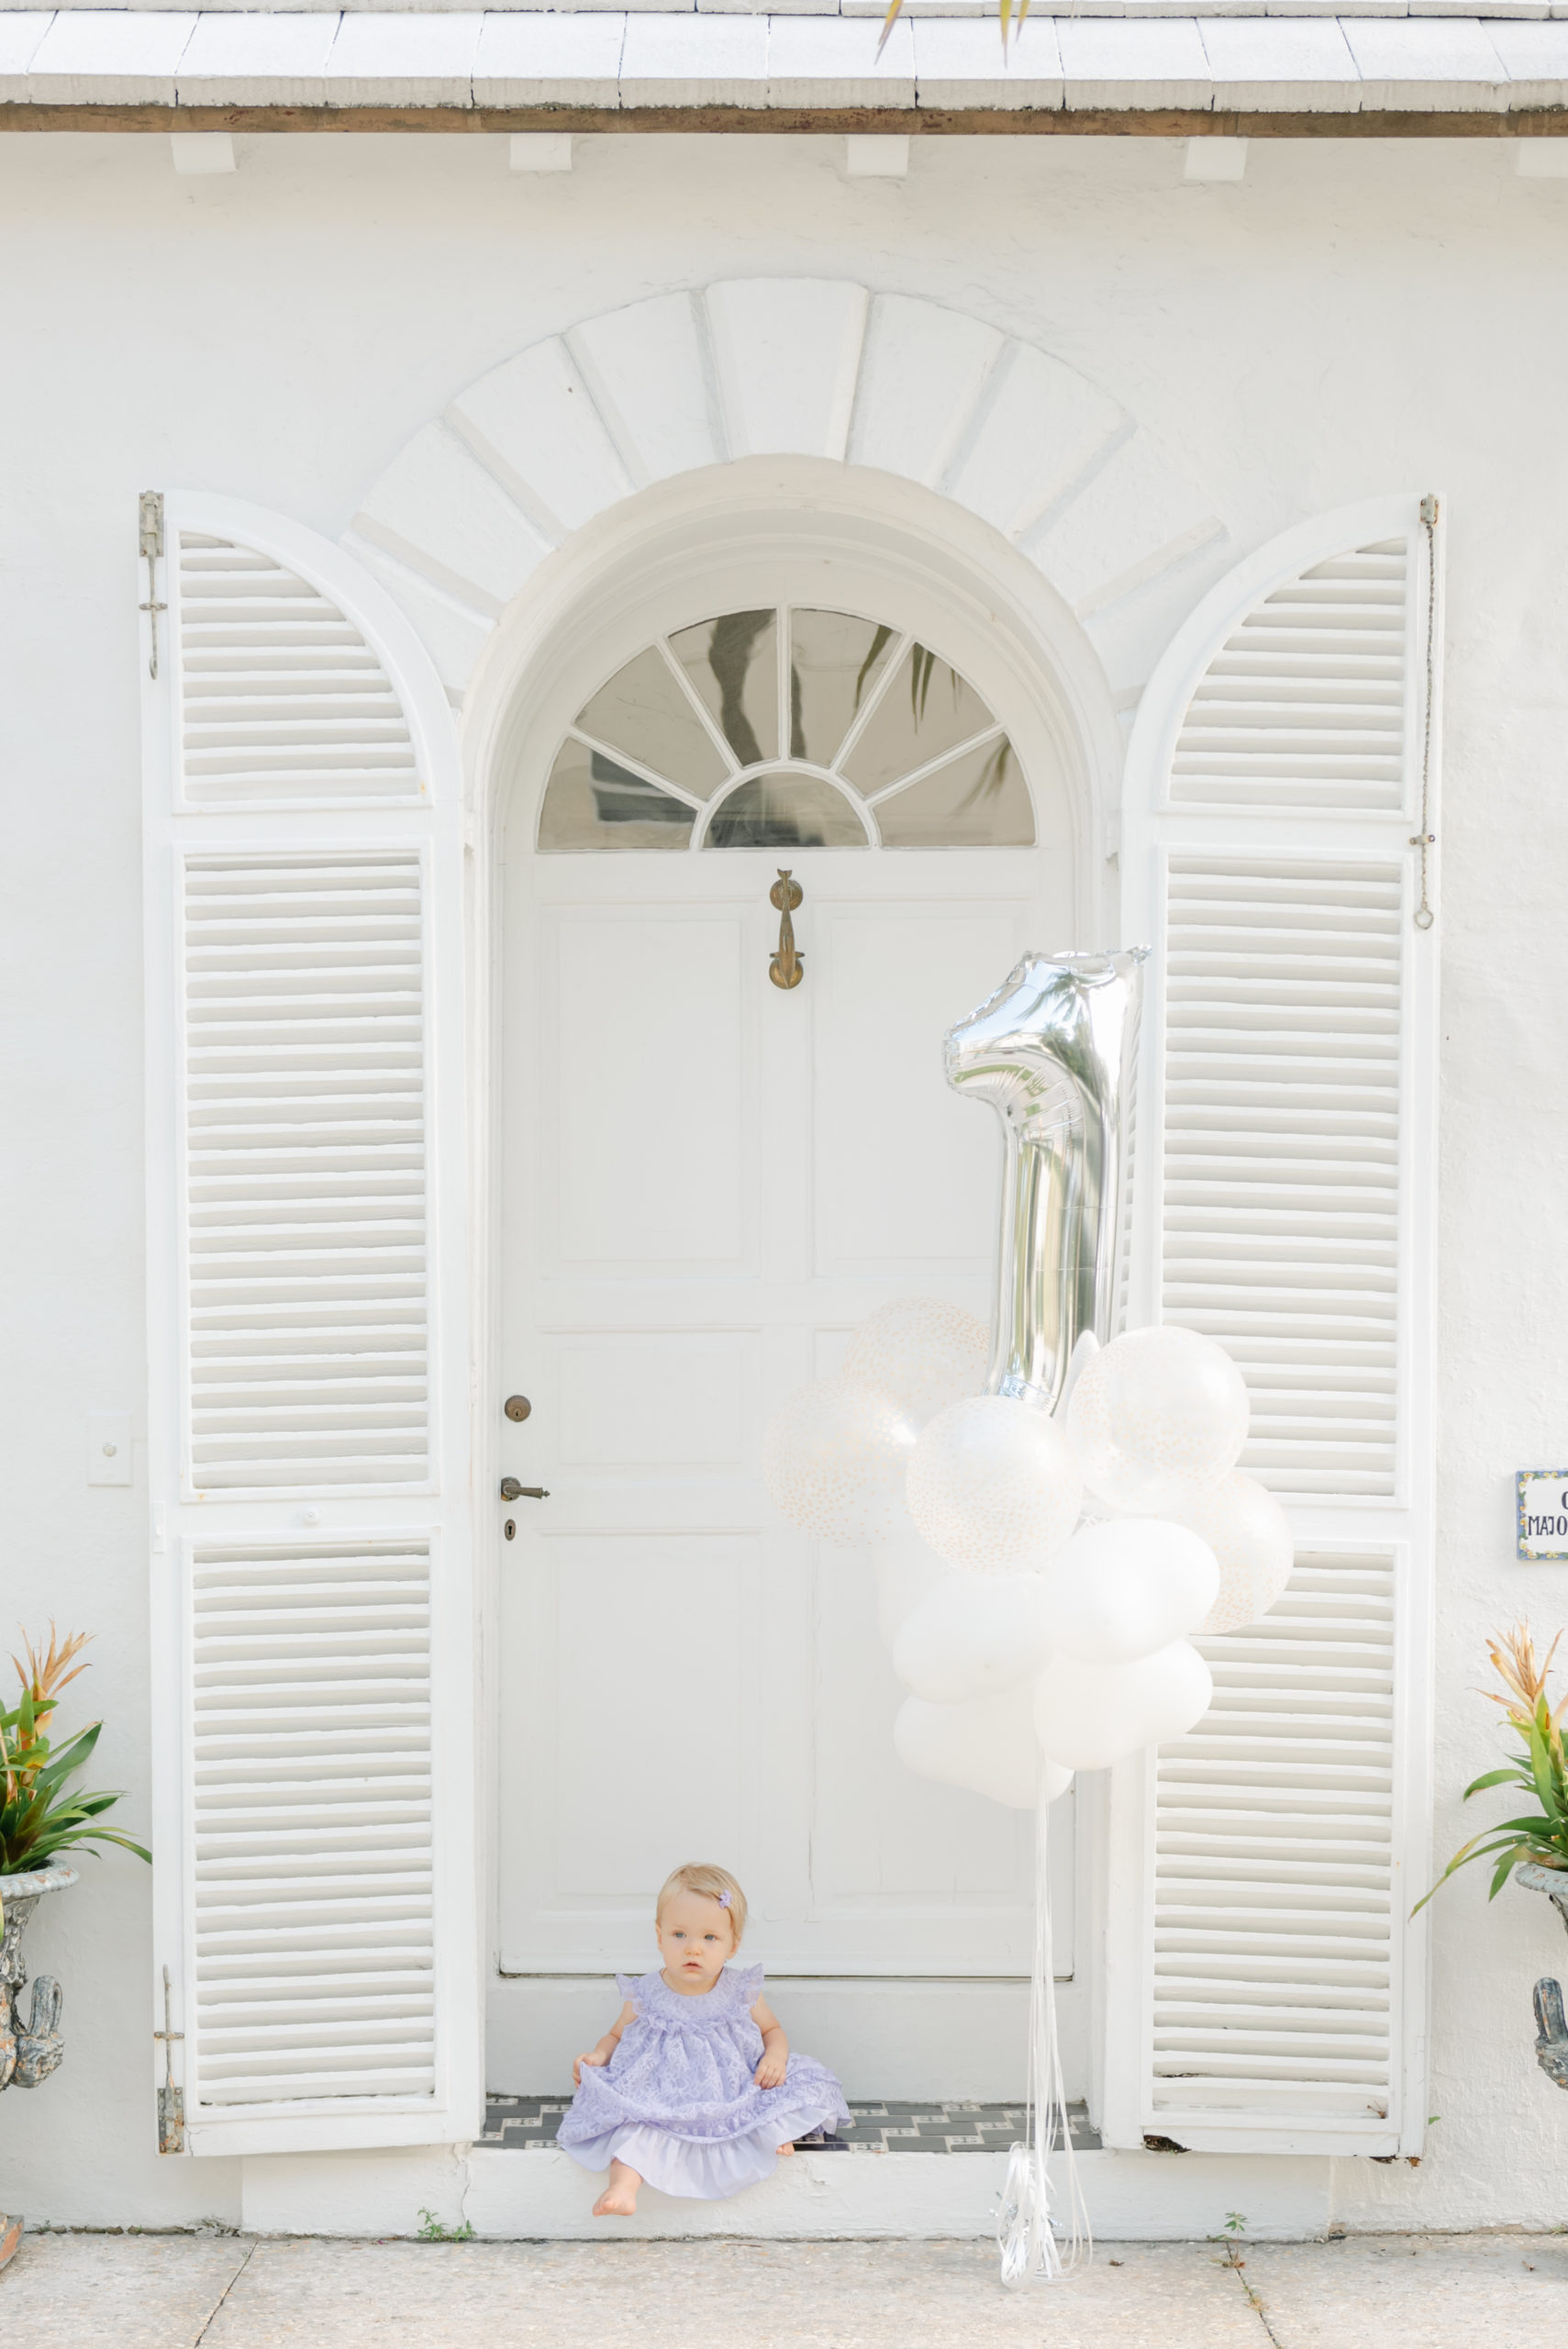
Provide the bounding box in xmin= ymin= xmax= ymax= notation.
xmin=1 ymin=1861 xmax=74 ymax=2093
xmin=0 ymin=1862 xmax=75 ymax=2273
xmin=1518 ymin=1863 xmax=1568 ymax=2087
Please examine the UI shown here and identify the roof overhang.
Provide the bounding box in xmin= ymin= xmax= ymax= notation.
xmin=5 ymin=10 xmax=1568 ymax=131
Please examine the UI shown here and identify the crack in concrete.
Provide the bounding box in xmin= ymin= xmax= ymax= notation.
xmin=191 ymin=2237 xmax=258 ymax=2347
xmin=1220 ymin=2244 xmax=1287 ymax=2349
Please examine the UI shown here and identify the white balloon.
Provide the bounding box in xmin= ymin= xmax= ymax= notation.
xmin=873 ymin=1529 xmax=951 ymax=1649
xmin=907 ymin=1396 xmax=1083 ymax=1576
xmin=1034 ymin=1641 xmax=1214 ymax=1772
xmin=844 ymin=1297 xmax=990 ymax=1431
xmin=1066 ymin=1326 xmax=1248 ymax=1514
xmin=893 ymin=1575 xmax=1056 ymax=1704
xmin=1037 ymin=1519 xmax=1219 ymax=1667
xmin=1173 ymin=1470 xmax=1296 ymax=1635
xmin=895 ymin=1682 xmax=1073 ymax=1809
xmin=762 ymin=1377 xmax=917 ymax=1544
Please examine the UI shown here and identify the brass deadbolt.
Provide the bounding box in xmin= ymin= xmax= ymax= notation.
xmin=504 ymin=1394 xmax=532 ymax=1422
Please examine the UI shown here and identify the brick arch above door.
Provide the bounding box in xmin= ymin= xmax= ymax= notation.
xmin=342 ymin=279 xmax=1229 ymax=697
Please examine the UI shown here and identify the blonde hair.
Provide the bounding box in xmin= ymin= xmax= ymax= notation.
xmin=656 ymin=1862 xmax=747 ymax=1945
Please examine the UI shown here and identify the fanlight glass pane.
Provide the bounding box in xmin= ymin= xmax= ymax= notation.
xmin=874 ymin=736 xmax=1034 ymax=848
xmin=539 ymin=737 xmax=695 ymax=852
xmin=842 ymin=646 xmax=996 ymax=799
xmin=575 ymin=648 xmax=728 ymax=798
xmin=670 ymin=611 xmax=778 ymax=772
xmin=704 ymin=772 xmax=869 ymax=850
xmin=788 ymin=609 xmax=899 ymax=769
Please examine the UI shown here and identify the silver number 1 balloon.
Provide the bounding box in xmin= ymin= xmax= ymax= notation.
xmin=945 ymin=950 xmax=1148 ymax=1416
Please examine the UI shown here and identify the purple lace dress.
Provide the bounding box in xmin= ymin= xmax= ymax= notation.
xmin=557 ymin=1964 xmax=850 ymax=2199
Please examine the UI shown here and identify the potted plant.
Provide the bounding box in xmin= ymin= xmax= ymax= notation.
xmin=1418 ymin=1624 xmax=1568 ymax=1917
xmin=1 ymin=1625 xmax=150 ymax=2090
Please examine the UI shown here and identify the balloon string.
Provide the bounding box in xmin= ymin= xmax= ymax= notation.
xmin=996 ymin=1792 xmax=1093 ymax=2288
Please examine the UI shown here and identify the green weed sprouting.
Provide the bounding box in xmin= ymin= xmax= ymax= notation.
xmin=1416 ymin=1624 xmax=1568 ymax=1912
xmin=417 ymin=2210 xmax=476 ymax=2242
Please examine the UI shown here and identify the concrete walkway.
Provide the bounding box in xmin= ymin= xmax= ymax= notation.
xmin=4 ymin=2230 xmax=1568 ymax=2349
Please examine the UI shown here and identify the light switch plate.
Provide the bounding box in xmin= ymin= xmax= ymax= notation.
xmin=87 ymin=1411 xmax=133 ymax=1486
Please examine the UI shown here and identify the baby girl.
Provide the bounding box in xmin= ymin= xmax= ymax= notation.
xmin=557 ymin=1861 xmax=851 ymax=2215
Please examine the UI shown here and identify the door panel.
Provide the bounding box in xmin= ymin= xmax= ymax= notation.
xmin=811 ymin=905 xmax=1025 ymax=1276
xmin=547 ymin=1333 xmax=759 ymax=1474
xmin=543 ymin=908 xmax=755 ymax=1275
xmin=530 ymin=1533 xmax=760 ymax=1905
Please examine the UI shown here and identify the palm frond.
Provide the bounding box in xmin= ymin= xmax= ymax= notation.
xmin=1 ymin=1625 xmax=147 ymax=1879
xmin=1417 ymin=1622 xmax=1568 ymax=1915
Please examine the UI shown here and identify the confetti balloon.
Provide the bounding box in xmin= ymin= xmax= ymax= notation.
xmin=762 ymin=1377 xmax=917 ymax=1545
xmin=1066 ymin=1326 xmax=1248 ymax=1514
xmin=895 ymin=1681 xmax=1074 ymax=1810
xmin=844 ymin=1297 xmax=990 ymax=1431
xmin=1033 ymin=1640 xmax=1213 ymax=1774
xmin=1036 ymin=1519 xmax=1219 ymax=1668
xmin=1173 ymin=1470 xmax=1296 ymax=1635
xmin=907 ymin=1396 xmax=1083 ymax=1576
xmin=893 ymin=1574 xmax=1056 ymax=1705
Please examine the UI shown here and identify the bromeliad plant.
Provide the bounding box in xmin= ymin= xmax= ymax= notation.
xmin=1417 ymin=1625 xmax=1568 ymax=1911
xmin=0 ymin=1626 xmax=150 ymax=1881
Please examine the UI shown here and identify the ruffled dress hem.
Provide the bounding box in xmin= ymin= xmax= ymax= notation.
xmin=562 ymin=2096 xmax=844 ymax=2199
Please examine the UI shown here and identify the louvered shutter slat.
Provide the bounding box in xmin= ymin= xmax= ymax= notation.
xmin=145 ymin=494 xmax=477 ymax=2158
xmin=177 ymin=535 xmax=418 ymax=805
xmin=1172 ymin=540 xmax=1408 ymax=814
xmin=1111 ymin=498 xmax=1439 ymax=2159
xmin=1151 ymin=1550 xmax=1398 ymax=2126
xmin=191 ymin=1539 xmax=435 ymax=2108
xmin=1163 ymin=854 xmax=1403 ymax=1498
xmin=184 ymin=852 xmax=429 ymax=1494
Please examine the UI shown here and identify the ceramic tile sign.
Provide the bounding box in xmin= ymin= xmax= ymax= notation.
xmin=1518 ymin=1471 xmax=1568 ymax=1561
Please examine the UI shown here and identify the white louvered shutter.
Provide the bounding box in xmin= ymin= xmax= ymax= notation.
xmin=141 ymin=494 xmax=479 ymax=2155
xmin=1105 ymin=497 xmax=1440 ymax=2159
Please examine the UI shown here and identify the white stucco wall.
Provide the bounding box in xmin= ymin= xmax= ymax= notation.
xmin=4 ymin=126 xmax=1568 ymax=2234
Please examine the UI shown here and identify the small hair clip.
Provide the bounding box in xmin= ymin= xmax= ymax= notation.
xmin=717 ymin=1890 xmax=732 ymax=1908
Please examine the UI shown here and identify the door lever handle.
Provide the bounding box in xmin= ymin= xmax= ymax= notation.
xmin=500 ymin=1478 xmax=550 ymax=1501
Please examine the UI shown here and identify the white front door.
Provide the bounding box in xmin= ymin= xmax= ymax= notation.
xmin=492 ymin=598 xmax=1087 ymax=2098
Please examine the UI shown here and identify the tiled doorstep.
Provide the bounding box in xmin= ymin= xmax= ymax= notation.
xmin=481 ymin=2096 xmax=1102 ymax=2154
xmin=462 ymin=2141 xmax=1332 ymax=2240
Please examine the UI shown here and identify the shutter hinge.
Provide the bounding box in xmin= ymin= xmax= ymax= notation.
xmin=139 ymin=491 xmax=167 ymax=683
xmin=154 ymin=1963 xmax=185 ymax=2154
xmin=1419 ymin=493 xmax=1440 ymax=528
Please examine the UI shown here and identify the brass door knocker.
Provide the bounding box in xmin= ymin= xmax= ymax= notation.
xmin=769 ymin=870 xmax=804 ymax=990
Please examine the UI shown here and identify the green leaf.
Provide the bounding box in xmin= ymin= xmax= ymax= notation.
xmin=1527 ymin=1718 xmax=1557 ymax=1815
xmin=1411 ymin=1826 xmax=1558 ymax=1914
xmin=1463 ymin=1766 xmax=1531 ymax=1798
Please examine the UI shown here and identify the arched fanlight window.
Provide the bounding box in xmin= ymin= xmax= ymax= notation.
xmin=538 ymin=607 xmax=1034 ymax=852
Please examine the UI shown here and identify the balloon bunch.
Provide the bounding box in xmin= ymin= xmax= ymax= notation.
xmin=764 ymin=1299 xmax=1295 ymax=1808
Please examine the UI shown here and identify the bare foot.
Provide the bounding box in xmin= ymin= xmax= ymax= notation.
xmin=776 ymin=2142 xmax=795 ymax=2157
xmin=593 ymin=2160 xmax=643 ymax=2215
